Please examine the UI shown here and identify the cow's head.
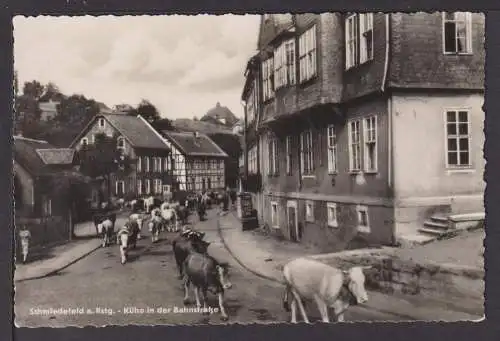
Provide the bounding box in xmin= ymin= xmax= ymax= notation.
xmin=343 ymin=266 xmax=371 ymax=305
xmin=216 ymin=262 xmax=232 ymax=290
xmin=191 ymin=238 xmax=210 ymax=254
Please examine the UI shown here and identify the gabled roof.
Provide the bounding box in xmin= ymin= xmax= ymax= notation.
xmin=69 ymin=114 xmax=170 ymax=151
xmin=162 ymin=131 xmax=228 ymax=158
xmin=14 ymin=136 xmax=75 ymax=176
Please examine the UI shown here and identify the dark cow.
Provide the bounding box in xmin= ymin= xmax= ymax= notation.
xmin=183 ymin=253 xmax=232 ymax=321
xmin=176 ymin=205 xmax=190 ymax=226
xmin=172 ymin=231 xmax=208 ymax=279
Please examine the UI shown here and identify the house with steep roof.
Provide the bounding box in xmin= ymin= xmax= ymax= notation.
xmin=70 ymin=114 xmax=173 ymax=200
xmin=160 ymin=131 xmax=228 ymax=192
xmin=14 ymin=136 xmax=78 ymax=248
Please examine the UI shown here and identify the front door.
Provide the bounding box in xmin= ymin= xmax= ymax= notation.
xmin=288 ymin=205 xmax=298 ymax=242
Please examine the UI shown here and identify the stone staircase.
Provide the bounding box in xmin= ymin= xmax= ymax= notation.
xmin=417 ymin=212 xmax=485 ymax=243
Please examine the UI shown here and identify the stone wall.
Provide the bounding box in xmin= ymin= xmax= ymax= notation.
xmin=316 ymin=249 xmax=484 ymax=316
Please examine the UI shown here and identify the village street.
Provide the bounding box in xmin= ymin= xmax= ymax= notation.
xmin=14 ymin=208 xmax=417 ymax=327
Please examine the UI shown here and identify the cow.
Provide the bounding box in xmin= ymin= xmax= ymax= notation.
xmin=97 ymin=219 xmax=115 ymax=247
xmin=144 ymin=196 xmax=162 ymax=213
xmin=116 ymin=220 xmax=140 ymax=264
xmin=161 ymin=204 xmax=179 ymax=233
xmin=281 ymin=258 xmax=371 ymax=323
xmin=129 ymin=213 xmax=145 ymax=239
xmin=130 ymin=198 xmax=144 ymax=213
xmin=149 ymin=209 xmax=163 ymax=242
xmin=176 ymin=205 xmax=190 ymax=226
xmin=172 ymin=230 xmax=208 ymax=279
xmin=116 ymin=198 xmax=125 ymax=210
xmin=93 ymin=212 xmax=117 ymax=237
xmin=183 ymin=253 xmax=232 ymax=321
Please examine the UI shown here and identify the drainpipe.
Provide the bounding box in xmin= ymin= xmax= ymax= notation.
xmin=381 ymin=13 xmax=393 ymax=190
xmin=241 ymin=100 xmax=248 ymax=192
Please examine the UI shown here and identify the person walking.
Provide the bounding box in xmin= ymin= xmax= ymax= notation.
xmin=18 ymin=226 xmax=31 ymax=264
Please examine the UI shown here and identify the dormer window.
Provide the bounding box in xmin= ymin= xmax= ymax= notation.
xmin=81 ymin=137 xmax=88 ymax=147
xmin=117 ymin=136 xmax=125 ymax=153
xmin=98 ymin=118 xmax=106 ymax=128
xmin=443 ymin=12 xmax=472 ymax=54
xmin=274 ymin=38 xmax=296 ymax=89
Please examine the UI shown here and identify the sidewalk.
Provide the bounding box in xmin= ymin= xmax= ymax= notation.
xmin=14 ymin=216 xmax=130 ymax=282
xmin=216 ymin=212 xmax=484 ymax=321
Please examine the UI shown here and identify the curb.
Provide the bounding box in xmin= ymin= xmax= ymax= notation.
xmin=15 ymin=240 xmax=103 ymax=283
xmin=216 ymin=215 xmax=284 ymax=285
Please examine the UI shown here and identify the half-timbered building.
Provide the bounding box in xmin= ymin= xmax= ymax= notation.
xmin=161 ymin=131 xmax=228 ymax=192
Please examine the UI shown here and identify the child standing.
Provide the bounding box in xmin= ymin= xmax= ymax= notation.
xmin=18 ymin=226 xmax=31 ymax=264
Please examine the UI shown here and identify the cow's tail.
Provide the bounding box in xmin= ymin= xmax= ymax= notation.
xmin=282 ymin=285 xmax=291 ymax=312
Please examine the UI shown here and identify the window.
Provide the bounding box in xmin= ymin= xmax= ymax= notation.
xmin=268 ymin=138 xmax=278 ymax=175
xmin=274 ymin=39 xmax=296 ymax=89
xmin=162 ymin=185 xmax=171 ymax=193
xmin=117 ymin=137 xmax=125 ymax=154
xmin=145 ymin=157 xmax=150 ymax=172
xmin=262 ymin=58 xmax=274 ymax=101
xmin=443 ymin=12 xmax=472 ymax=54
xmin=137 ymin=179 xmax=142 ymax=195
xmin=348 ymin=120 xmax=361 ymax=172
xmin=300 ymin=130 xmax=314 ymax=175
xmin=164 ymin=157 xmax=170 ymax=171
xmin=271 ymin=201 xmax=279 ymax=228
xmin=98 ymin=118 xmax=105 ymax=128
xmin=360 ymin=13 xmax=374 ymax=63
xmin=345 ymin=13 xmax=374 ymax=69
xmin=285 ymin=136 xmax=292 ymax=175
xmin=305 ymin=200 xmax=314 ymax=222
xmin=137 ymin=157 xmax=142 ymax=172
xmin=299 ymin=25 xmax=317 ymax=82
xmin=154 ymin=179 xmax=163 ymax=194
xmin=81 ymin=137 xmax=88 ymax=147
xmin=115 ymin=180 xmax=125 ymax=196
xmin=91 ymin=134 xmax=96 ymax=144
xmin=356 ymin=205 xmax=370 ymax=233
xmin=446 ymin=110 xmax=471 ymax=167
xmin=42 ymin=196 xmax=52 ymax=216
xmin=327 ymin=125 xmax=337 ymax=173
xmin=145 ymin=179 xmax=151 ymax=194
xmin=363 ymin=116 xmax=378 ymax=172
xmin=327 ymin=203 xmax=338 ymax=228
xmin=249 ymin=146 xmax=258 ymax=174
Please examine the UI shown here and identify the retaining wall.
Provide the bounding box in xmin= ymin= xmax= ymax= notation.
xmin=318 ymin=250 xmax=484 ymax=316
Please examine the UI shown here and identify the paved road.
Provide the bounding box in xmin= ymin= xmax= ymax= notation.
xmin=15 ymin=209 xmax=409 ymax=327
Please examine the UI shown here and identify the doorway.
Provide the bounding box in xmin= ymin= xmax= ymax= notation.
xmin=287 ymin=200 xmax=299 ymax=242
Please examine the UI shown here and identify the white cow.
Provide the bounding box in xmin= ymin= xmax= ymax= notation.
xmin=282 ymin=258 xmax=371 ymax=323
xmin=144 ymin=196 xmax=156 ymax=213
xmin=116 ymin=198 xmax=125 ymax=210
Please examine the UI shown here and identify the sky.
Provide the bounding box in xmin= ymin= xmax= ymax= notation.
xmin=13 ymin=15 xmax=260 ymax=120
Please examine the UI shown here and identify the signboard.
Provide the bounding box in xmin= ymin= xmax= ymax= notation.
xmin=239 ymin=193 xmax=253 ymax=219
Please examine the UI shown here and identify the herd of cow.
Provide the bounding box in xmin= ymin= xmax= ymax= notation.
xmin=91 ymin=193 xmax=373 ymax=323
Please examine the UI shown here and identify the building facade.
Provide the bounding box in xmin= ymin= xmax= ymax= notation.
xmin=70 ymin=114 xmax=173 ymax=201
xmin=161 ymin=131 xmax=228 ymax=192
xmin=241 ymin=13 xmax=485 ymax=252
xmin=14 ymin=136 xmax=78 ymax=249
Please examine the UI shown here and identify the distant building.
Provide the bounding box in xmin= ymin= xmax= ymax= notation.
xmin=38 ymin=99 xmax=59 ymax=121
xmin=161 ymin=131 xmax=228 ymax=192
xmin=241 ymin=13 xmax=485 ymax=251
xmin=201 ymin=102 xmax=239 ymax=128
xmin=70 ymin=114 xmax=173 ymax=201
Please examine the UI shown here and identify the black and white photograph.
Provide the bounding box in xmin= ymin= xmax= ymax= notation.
xmin=13 ymin=12 xmax=485 ymax=327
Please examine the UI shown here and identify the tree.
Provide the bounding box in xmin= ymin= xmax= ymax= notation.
xmin=134 ymin=99 xmax=161 ymax=123
xmin=193 ymin=116 xmax=199 ymax=121
xmin=22 ymin=80 xmax=45 ymax=100
xmin=76 ymin=133 xmax=132 ymax=200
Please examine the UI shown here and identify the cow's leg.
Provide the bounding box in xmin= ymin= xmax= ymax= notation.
xmin=290 ymin=296 xmax=298 ymax=323
xmin=217 ymin=292 xmax=229 ymax=321
xmin=313 ymin=295 xmax=330 ymax=323
xmin=183 ymin=277 xmax=190 ymax=305
xmin=120 ymin=245 xmax=126 ymax=264
xmin=193 ymin=286 xmax=202 ymax=308
xmin=201 ymin=288 xmax=210 ymax=315
xmin=332 ymin=301 xmax=346 ymax=322
xmin=291 ymin=290 xmax=310 ymax=323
